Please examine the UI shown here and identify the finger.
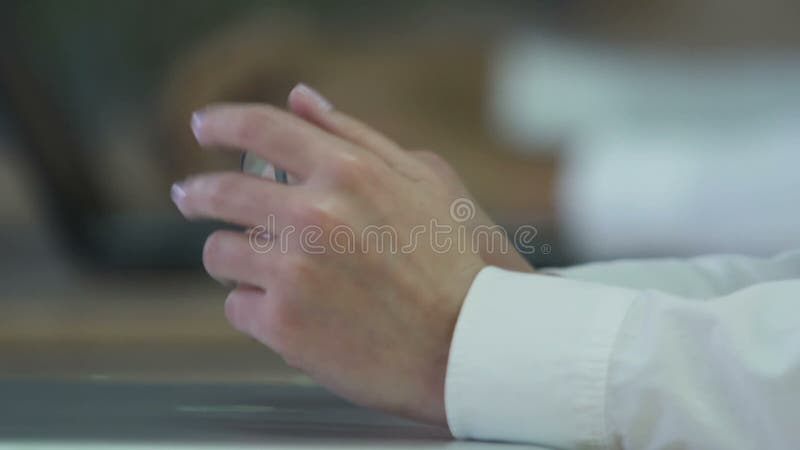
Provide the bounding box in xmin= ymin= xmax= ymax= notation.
xmin=225 ymin=284 xmax=295 ymax=351
xmin=225 ymin=285 xmax=267 ymax=338
xmin=191 ymin=103 xmax=344 ymax=179
xmin=203 ymin=230 xmax=277 ymax=289
xmin=172 ymin=172 xmax=293 ymax=228
xmin=287 ymin=83 xmax=407 ymax=166
xmin=409 ymin=149 xmax=459 ymax=179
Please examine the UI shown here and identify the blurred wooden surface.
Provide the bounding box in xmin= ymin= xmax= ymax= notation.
xmin=0 ymin=274 xmax=303 ymax=383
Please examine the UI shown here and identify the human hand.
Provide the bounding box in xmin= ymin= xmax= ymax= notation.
xmin=402 ymin=150 xmax=534 ymax=273
xmin=286 ymin=87 xmax=533 ymax=274
xmin=171 ymin=84 xmax=488 ymax=425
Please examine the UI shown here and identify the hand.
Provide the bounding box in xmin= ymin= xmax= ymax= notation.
xmin=403 ymin=150 xmax=534 ymax=273
xmin=286 ymin=89 xmax=533 ymax=274
xmin=171 ymin=84 xmax=488 ymax=425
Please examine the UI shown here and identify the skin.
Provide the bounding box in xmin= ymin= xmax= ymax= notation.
xmin=172 ymin=84 xmax=533 ymax=426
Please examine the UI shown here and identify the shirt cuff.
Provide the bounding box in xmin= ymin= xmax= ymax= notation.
xmin=445 ymin=266 xmax=637 ymax=448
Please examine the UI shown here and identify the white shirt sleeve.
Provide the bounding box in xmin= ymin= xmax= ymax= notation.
xmin=547 ymin=249 xmax=800 ymax=299
xmin=445 ymin=254 xmax=800 ymax=449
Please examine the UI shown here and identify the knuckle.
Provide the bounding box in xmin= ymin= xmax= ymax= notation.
xmin=413 ymin=149 xmax=449 ymax=169
xmin=327 ymin=153 xmax=368 ymax=186
xmin=425 ymin=151 xmax=445 ymax=165
xmin=411 ymin=148 xmax=435 ymax=159
xmin=292 ymin=202 xmax=333 ymax=228
xmin=349 ymin=123 xmax=374 ymax=144
xmin=280 ymin=255 xmax=315 ymax=286
xmin=210 ymin=174 xmax=240 ymax=198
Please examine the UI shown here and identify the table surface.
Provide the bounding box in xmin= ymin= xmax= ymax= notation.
xmin=0 ymin=379 xmax=540 ymax=450
xmin=0 ymin=277 xmax=547 ymax=449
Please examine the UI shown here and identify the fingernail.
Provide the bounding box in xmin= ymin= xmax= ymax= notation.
xmin=295 ymin=83 xmax=333 ymax=111
xmin=190 ymin=111 xmax=205 ymax=140
xmin=170 ymin=182 xmax=186 ymax=206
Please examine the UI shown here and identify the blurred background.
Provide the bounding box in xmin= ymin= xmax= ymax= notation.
xmin=1 ymin=0 xmax=799 ymax=388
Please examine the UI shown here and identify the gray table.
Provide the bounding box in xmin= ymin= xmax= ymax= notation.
xmin=0 ymin=379 xmax=542 ymax=449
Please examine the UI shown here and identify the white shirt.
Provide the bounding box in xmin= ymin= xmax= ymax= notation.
xmin=445 ymin=250 xmax=800 ymax=449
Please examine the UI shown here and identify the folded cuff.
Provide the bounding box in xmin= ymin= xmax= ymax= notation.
xmin=445 ymin=266 xmax=637 ymax=448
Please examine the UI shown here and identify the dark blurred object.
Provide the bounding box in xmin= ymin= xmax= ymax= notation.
xmin=0 ymin=1 xmax=560 ymax=271
xmin=0 ymin=3 xmax=215 ymax=269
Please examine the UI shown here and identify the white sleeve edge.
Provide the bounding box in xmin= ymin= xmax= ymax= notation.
xmin=445 ymin=266 xmax=637 ymax=448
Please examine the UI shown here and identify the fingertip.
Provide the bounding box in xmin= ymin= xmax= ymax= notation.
xmin=289 ymin=83 xmax=333 ymax=113
xmin=170 ymin=182 xmax=186 ymax=206
xmin=190 ymin=110 xmax=209 ymax=144
xmin=225 ymin=286 xmax=264 ymax=335
xmin=170 ymin=181 xmax=195 ymax=218
xmin=224 ymin=291 xmax=242 ymax=330
xmin=287 ymin=85 xmax=303 ymax=110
